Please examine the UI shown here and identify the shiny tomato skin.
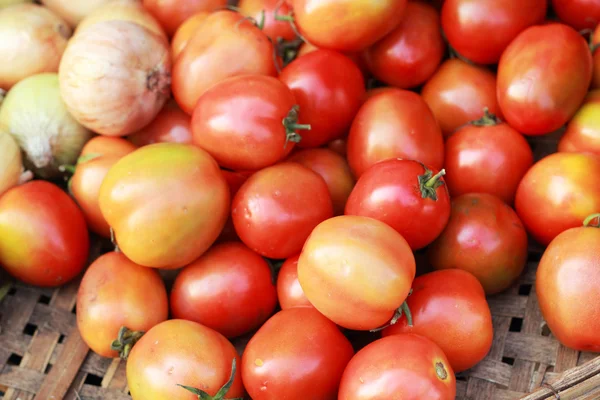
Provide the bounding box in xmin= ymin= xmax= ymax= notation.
xmin=497 ymin=23 xmax=593 ymax=136
xmin=80 ymin=136 xmax=137 ymax=158
xmin=238 ymin=0 xmax=296 ymax=41
xmin=441 ymin=0 xmax=546 ymax=65
xmin=558 ymin=99 xmax=600 ymax=156
xmin=383 ymin=269 xmax=493 ymax=373
xmin=170 ymin=242 xmax=277 ymax=338
xmin=127 ymin=319 xmax=245 ymax=400
xmin=241 ymin=307 xmax=354 ymax=400
xmin=515 ymin=152 xmax=600 ymax=246
xmin=99 ymin=143 xmax=230 ymax=269
xmin=0 ymin=181 xmax=89 ymax=287
xmin=363 ymin=2 xmax=444 ymax=89
xmin=421 ymin=59 xmax=501 ymax=137
xmin=77 ymin=252 xmax=168 ymax=358
xmin=427 ymin=193 xmax=528 ymax=295
xmin=552 ymin=0 xmax=600 ymax=31
xmin=338 ymin=333 xmax=456 ymax=400
xmin=298 ymin=215 xmax=416 ymax=330
xmin=444 ymin=121 xmax=534 ymax=204
xmin=537 ymin=225 xmax=600 ymax=352
xmin=296 ymin=43 xmax=370 ymax=78
xmin=345 ymin=159 xmax=450 ymax=250
xmin=232 ymin=162 xmax=333 ymax=259
xmin=279 ymin=50 xmax=365 ymax=148
xmin=171 ymin=12 xmax=210 ymax=60
xmin=142 ymin=0 xmax=228 ymax=37
xmin=346 ymin=88 xmax=444 ymax=178
xmin=276 ymin=254 xmax=315 ymax=309
xmin=128 ymin=101 xmax=192 ymax=146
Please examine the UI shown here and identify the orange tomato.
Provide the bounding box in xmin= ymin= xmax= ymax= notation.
xmin=142 ymin=0 xmax=227 ymax=37
xmin=170 ymin=12 xmax=210 ymax=60
xmin=128 ymin=100 xmax=192 ymax=146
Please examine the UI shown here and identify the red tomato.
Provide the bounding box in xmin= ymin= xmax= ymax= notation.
xmin=427 ymin=193 xmax=528 ymax=295
xmin=345 ymin=159 xmax=450 ymax=250
xmin=515 ymin=152 xmax=600 ymax=246
xmin=327 ymin=137 xmax=347 ymax=156
xmin=216 ymin=169 xmax=253 ymax=243
xmin=142 ymin=0 xmax=227 ymax=36
xmin=276 ymin=254 xmax=315 ymax=309
xmin=298 ymin=215 xmax=416 ymax=330
xmin=346 ymin=88 xmax=444 ymax=178
xmin=287 ymin=148 xmax=355 ymax=215
xmin=241 ymin=307 xmax=354 ymax=400
xmin=127 ymin=319 xmax=245 ymax=400
xmin=338 ymin=334 xmax=456 ymax=400
xmin=383 ymin=270 xmax=493 ymax=373
xmin=238 ymin=0 xmax=296 ymax=41
xmin=128 ymin=101 xmax=192 ymax=146
xmin=77 ymin=252 xmax=168 ymax=358
xmin=172 ymin=10 xmax=277 ymax=115
xmin=497 ymin=23 xmax=593 ymax=136
xmin=558 ymin=98 xmax=600 ymax=156
xmin=421 ymin=59 xmax=501 ymax=137
xmin=443 ymin=111 xmax=534 ymax=204
xmin=279 ymin=50 xmax=365 ymax=148
xmin=232 ymin=162 xmax=333 ymax=259
xmin=0 ymin=181 xmax=89 ymax=287
xmin=290 ymin=0 xmax=407 ymax=52
xmin=296 ymin=42 xmax=369 ymax=78
xmin=99 ymin=143 xmax=230 ymax=269
xmin=171 ymin=12 xmax=210 ymax=60
xmin=80 ymin=136 xmax=137 ymax=158
xmin=363 ymin=2 xmax=444 ymax=89
xmin=441 ymin=0 xmax=547 ymax=65
xmin=536 ymin=217 xmax=600 ymax=352
xmin=593 ymin=27 xmax=600 ymax=90
xmin=552 ymin=0 xmax=600 ymax=31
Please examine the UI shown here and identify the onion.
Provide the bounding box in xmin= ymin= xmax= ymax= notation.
xmin=41 ymin=0 xmax=111 ymax=27
xmin=0 ymin=130 xmax=22 ymax=197
xmin=0 ymin=0 xmax=33 ymax=8
xmin=0 ymin=4 xmax=71 ymax=90
xmin=59 ymin=20 xmax=171 ymax=137
xmin=0 ymin=73 xmax=92 ymax=179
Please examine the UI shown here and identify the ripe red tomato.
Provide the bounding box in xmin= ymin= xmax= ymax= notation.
xmin=142 ymin=0 xmax=228 ymax=36
xmin=363 ymin=2 xmax=444 ymax=89
xmin=427 ymin=193 xmax=528 ymax=295
xmin=383 ymin=270 xmax=493 ymax=373
xmin=298 ymin=215 xmax=416 ymax=330
xmin=287 ymin=148 xmax=355 ymax=216
xmin=279 ymin=50 xmax=365 ymax=148
xmin=290 ymin=0 xmax=407 ymax=52
xmin=232 ymin=162 xmax=333 ymax=259
xmin=441 ymin=0 xmax=546 ymax=65
xmin=99 ymin=143 xmax=230 ymax=269
xmin=558 ymin=94 xmax=600 ymax=156
xmin=80 ymin=136 xmax=137 ymax=158
xmin=128 ymin=101 xmax=192 ymax=146
xmin=536 ymin=217 xmax=600 ymax=352
xmin=421 ymin=59 xmax=501 ymax=137
xmin=346 ymin=88 xmax=444 ymax=178
xmin=515 ymin=152 xmax=600 ymax=246
xmin=170 ymin=242 xmax=277 ymax=338
xmin=0 ymin=181 xmax=89 ymax=287
xmin=552 ymin=0 xmax=600 ymax=31
xmin=497 ymin=23 xmax=593 ymax=136
xmin=172 ymin=10 xmax=277 ymax=115
xmin=127 ymin=319 xmax=245 ymax=400
xmin=238 ymin=0 xmax=296 ymax=41
xmin=345 ymin=159 xmax=450 ymax=250
xmin=443 ymin=111 xmax=534 ymax=204
xmin=338 ymin=333 xmax=456 ymax=400
xmin=276 ymin=254 xmax=315 ymax=310
xmin=241 ymin=307 xmax=354 ymax=400
xmin=77 ymin=252 xmax=168 ymax=358
xmin=296 ymin=42 xmax=369 ymax=78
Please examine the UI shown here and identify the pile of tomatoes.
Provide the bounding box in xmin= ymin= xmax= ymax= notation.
xmin=1 ymin=0 xmax=600 ymax=399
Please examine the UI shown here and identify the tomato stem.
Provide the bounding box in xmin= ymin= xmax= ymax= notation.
xmin=369 ymin=300 xmax=413 ymax=332
xmin=110 ymin=326 xmax=145 ymax=360
xmin=418 ymin=167 xmax=445 ymax=201
xmin=76 ymin=152 xmax=103 ymax=165
xmin=178 ymin=358 xmax=243 ymax=400
xmin=470 ymin=108 xmax=502 ymax=127
xmin=283 ymin=105 xmax=310 ymax=147
xmin=58 ymin=164 xmax=76 ymax=174
xmin=583 ymin=213 xmax=600 ymax=227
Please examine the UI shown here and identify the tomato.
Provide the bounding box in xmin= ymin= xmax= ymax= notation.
xmin=99 ymin=143 xmax=230 ymax=269
xmin=298 ymin=215 xmax=416 ymax=330
xmin=383 ymin=270 xmax=493 ymax=373
xmin=80 ymin=136 xmax=137 ymax=158
xmin=346 ymin=88 xmax=444 ymax=178
xmin=241 ymin=307 xmax=354 ymax=400
xmin=443 ymin=111 xmax=534 ymax=204
xmin=232 ymin=162 xmax=333 ymax=259
xmin=216 ymin=169 xmax=253 ymax=243
xmin=142 ymin=0 xmax=227 ymax=37
xmin=0 ymin=181 xmax=89 ymax=287
xmin=172 ymin=10 xmax=277 ymax=115
xmin=327 ymin=137 xmax=347 ymax=156
xmin=427 ymin=193 xmax=528 ymax=295
xmin=171 ymin=12 xmax=210 ymax=60
xmin=127 ymin=319 xmax=245 ymax=400
xmin=558 ymin=98 xmax=600 ymax=156
xmin=279 ymin=50 xmax=365 ymax=148
xmin=421 ymin=59 xmax=501 ymax=137
xmin=552 ymin=0 xmax=600 ymax=31
xmin=515 ymin=152 xmax=600 ymax=246
xmin=593 ymin=27 xmax=600 ymax=90
xmin=76 ymin=252 xmax=168 ymax=358
xmin=238 ymin=0 xmax=296 ymax=41
xmin=128 ymin=100 xmax=192 ymax=146
xmin=536 ymin=216 xmax=600 ymax=352
xmin=290 ymin=0 xmax=407 ymax=52
xmin=361 ymin=87 xmax=396 ymax=104
xmin=296 ymin=42 xmax=369 ymax=78
xmin=276 ymin=254 xmax=315 ymax=309
xmin=497 ymin=23 xmax=593 ymax=136
xmin=287 ymin=148 xmax=355 ymax=216
xmin=338 ymin=333 xmax=456 ymax=400
xmin=441 ymin=0 xmax=546 ymax=65
xmin=170 ymin=242 xmax=277 ymax=338
xmin=362 ymin=2 xmax=444 ymax=89
xmin=345 ymin=159 xmax=450 ymax=250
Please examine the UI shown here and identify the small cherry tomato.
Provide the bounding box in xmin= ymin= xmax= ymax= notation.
xmin=80 ymin=136 xmax=137 ymax=158
xmin=171 ymin=12 xmax=210 ymax=60
xmin=142 ymin=0 xmax=227 ymax=37
xmin=552 ymin=0 xmax=600 ymax=31
xmin=558 ymin=95 xmax=600 ymax=156
xmin=128 ymin=100 xmax=192 ymax=146
xmin=238 ymin=0 xmax=296 ymax=41
xmin=276 ymin=254 xmax=314 ymax=310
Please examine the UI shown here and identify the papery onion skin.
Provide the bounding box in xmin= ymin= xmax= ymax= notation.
xmin=171 ymin=11 xmax=210 ymax=60
xmin=59 ymin=20 xmax=172 ymax=137
xmin=0 ymin=4 xmax=72 ymax=90
xmin=0 ymin=130 xmax=22 ymax=197
xmin=128 ymin=100 xmax=193 ymax=146
xmin=142 ymin=0 xmax=228 ymax=37
xmin=0 ymin=73 xmax=92 ymax=179
xmin=41 ymin=0 xmax=111 ymax=27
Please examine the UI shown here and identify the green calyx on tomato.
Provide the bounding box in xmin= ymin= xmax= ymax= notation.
xmin=283 ymin=105 xmax=311 ymax=146
xmin=583 ymin=213 xmax=600 ymax=227
xmin=370 ymin=299 xmax=413 ymax=333
xmin=111 ymin=326 xmax=145 ymax=360
xmin=470 ymin=107 xmax=502 ymax=127
xmin=418 ymin=168 xmax=447 ymax=201
xmin=178 ymin=358 xmax=243 ymax=400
